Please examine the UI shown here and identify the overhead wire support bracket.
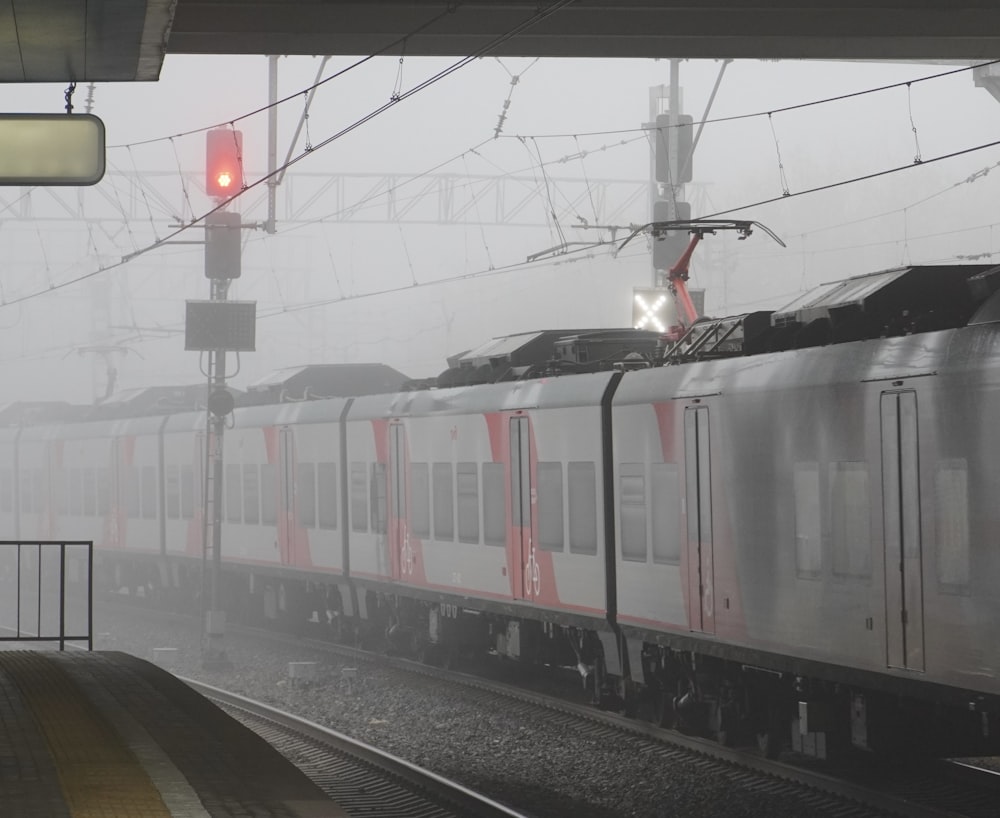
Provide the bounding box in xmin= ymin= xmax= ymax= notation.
xmin=526 ymin=240 xmax=607 ymax=263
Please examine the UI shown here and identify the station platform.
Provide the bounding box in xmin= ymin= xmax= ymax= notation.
xmin=0 ymin=649 xmax=343 ymax=817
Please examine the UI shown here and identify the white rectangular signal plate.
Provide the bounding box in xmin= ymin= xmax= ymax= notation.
xmin=0 ymin=113 xmax=105 ymax=185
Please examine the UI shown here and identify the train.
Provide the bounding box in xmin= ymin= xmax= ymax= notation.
xmin=4 ymin=261 xmax=1000 ymax=759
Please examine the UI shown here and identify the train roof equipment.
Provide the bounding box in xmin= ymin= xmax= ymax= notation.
xmin=90 ymin=385 xmax=213 ymax=417
xmin=429 ymin=263 xmax=1000 ymax=386
xmin=769 ymin=263 xmax=1000 ymax=346
xmin=662 ymin=263 xmax=1000 ymax=363
xmin=0 ymin=401 xmax=82 ymax=426
xmin=243 ymin=363 xmax=411 ymax=403
xmin=436 ymin=328 xmax=663 ymax=386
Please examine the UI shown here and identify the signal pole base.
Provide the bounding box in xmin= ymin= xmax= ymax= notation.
xmin=201 ymin=609 xmax=232 ymax=671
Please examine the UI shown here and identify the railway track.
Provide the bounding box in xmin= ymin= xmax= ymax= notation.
xmin=184 ymin=676 xmax=528 ymax=818
xmin=204 ymin=624 xmax=1000 ymax=818
xmin=98 ymin=603 xmax=1000 ymax=818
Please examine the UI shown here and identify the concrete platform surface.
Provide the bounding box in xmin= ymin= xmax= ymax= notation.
xmin=0 ymin=649 xmax=344 ymax=817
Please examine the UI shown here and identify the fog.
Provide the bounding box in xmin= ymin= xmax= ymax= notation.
xmin=0 ymin=55 xmax=998 ymax=403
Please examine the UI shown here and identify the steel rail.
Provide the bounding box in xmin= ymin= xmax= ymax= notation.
xmin=182 ymin=675 xmax=528 ymax=818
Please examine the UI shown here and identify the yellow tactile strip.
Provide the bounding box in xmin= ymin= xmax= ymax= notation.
xmin=0 ymin=656 xmax=72 ymax=818
xmin=106 ymin=652 xmax=342 ymax=817
xmin=3 ymin=651 xmax=173 ymax=818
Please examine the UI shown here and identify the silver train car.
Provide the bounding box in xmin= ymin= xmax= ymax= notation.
xmin=2 ymin=263 xmax=1000 ymax=758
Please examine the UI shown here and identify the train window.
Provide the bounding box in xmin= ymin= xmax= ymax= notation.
xmin=97 ymin=468 xmax=111 ymax=516
xmin=318 ymin=462 xmax=337 ymax=529
xmin=297 ymin=463 xmax=317 ymax=527
xmin=432 ymin=462 xmax=454 ymax=541
xmin=482 ymin=462 xmax=505 ymax=547
xmin=243 ymin=464 xmax=260 ymax=525
xmin=830 ymin=462 xmax=871 ymax=577
xmin=537 ymin=462 xmax=564 ymax=552
xmin=620 ymin=464 xmax=647 ymax=562
xmin=0 ymin=469 xmax=11 ymax=513
xmin=180 ymin=465 xmax=195 ymax=519
xmin=371 ymin=463 xmax=387 ymax=534
xmin=260 ymin=463 xmax=277 ymax=526
xmin=935 ymin=460 xmax=969 ymax=589
xmin=457 ymin=462 xmax=479 ymax=544
xmin=225 ymin=463 xmax=242 ymax=523
xmin=651 ymin=463 xmax=680 ymax=564
xmin=82 ymin=469 xmax=97 ymax=517
xmin=410 ymin=462 xmax=430 ymax=539
xmin=124 ymin=466 xmax=140 ymax=518
xmin=793 ymin=462 xmax=822 ymax=577
xmin=568 ymin=462 xmax=597 ymax=556
xmin=165 ymin=465 xmax=180 ymax=520
xmin=53 ymin=470 xmax=67 ymax=515
xmin=141 ymin=466 xmax=157 ymax=520
xmin=350 ymin=462 xmax=368 ymax=532
xmin=68 ymin=468 xmax=82 ymax=516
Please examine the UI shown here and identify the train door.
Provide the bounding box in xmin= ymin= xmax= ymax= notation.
xmin=881 ymin=390 xmax=925 ymax=671
xmin=684 ymin=407 xmax=715 ymax=634
xmin=278 ymin=427 xmax=295 ymax=565
xmin=510 ymin=416 xmax=536 ymax=600
xmin=389 ymin=423 xmax=409 ymax=581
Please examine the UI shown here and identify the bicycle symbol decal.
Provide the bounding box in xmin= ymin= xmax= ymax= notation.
xmin=703 ymin=566 xmax=713 ymax=617
xmin=524 ymin=540 xmax=541 ymax=597
xmin=401 ymin=530 xmax=415 ymax=576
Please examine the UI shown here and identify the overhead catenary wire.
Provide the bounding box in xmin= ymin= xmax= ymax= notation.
xmin=0 ymin=0 xmax=577 ymax=310
xmin=88 ymin=50 xmax=999 ymax=257
xmin=0 ymin=243 xmax=653 ymax=367
xmin=267 ymin=139 xmax=1000 ymax=322
xmin=272 ymin=59 xmax=998 ymax=238
xmin=105 ymin=3 xmax=462 ymax=150
xmin=498 ymin=58 xmax=1000 ymax=141
xmin=5 ymin=29 xmax=999 ymax=361
xmin=83 ymin=56 xmax=992 ymax=261
xmin=698 ymin=138 xmax=1000 ymax=221
xmin=788 ymin=158 xmax=1000 ymax=240
xmin=5 ymin=130 xmax=1000 ymax=321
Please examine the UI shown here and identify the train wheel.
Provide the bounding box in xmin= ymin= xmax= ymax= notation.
xmin=756 ymin=707 xmax=786 ymax=759
xmin=622 ymin=679 xmax=639 ymax=718
xmin=756 ymin=727 xmax=781 ymax=759
xmin=654 ymin=689 xmax=675 ymax=728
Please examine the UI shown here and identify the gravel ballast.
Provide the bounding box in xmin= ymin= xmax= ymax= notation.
xmin=97 ymin=608 xmax=877 ymax=818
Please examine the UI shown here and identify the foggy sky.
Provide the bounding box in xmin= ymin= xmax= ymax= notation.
xmin=0 ymin=55 xmax=998 ymax=403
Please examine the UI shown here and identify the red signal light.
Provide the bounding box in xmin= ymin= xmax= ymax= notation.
xmin=206 ymin=129 xmax=243 ymax=199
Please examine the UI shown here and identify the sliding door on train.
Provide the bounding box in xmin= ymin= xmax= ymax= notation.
xmin=684 ymin=407 xmax=715 ymax=635
xmin=278 ymin=428 xmax=297 ymax=565
xmin=881 ymin=390 xmax=925 ymax=672
xmin=388 ymin=423 xmax=409 ymax=581
xmin=510 ymin=416 xmax=536 ymax=601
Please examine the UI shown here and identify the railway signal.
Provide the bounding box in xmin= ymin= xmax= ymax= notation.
xmin=652 ymin=199 xmax=691 ymax=271
xmin=206 ymin=128 xmax=243 ymax=199
xmin=205 ymin=211 xmax=242 ymax=279
xmin=654 ymin=112 xmax=693 ymax=184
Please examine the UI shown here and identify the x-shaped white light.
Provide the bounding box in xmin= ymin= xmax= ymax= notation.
xmin=634 ymin=293 xmax=667 ymax=332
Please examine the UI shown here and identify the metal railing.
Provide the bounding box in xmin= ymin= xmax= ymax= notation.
xmin=0 ymin=541 xmax=93 ymax=651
